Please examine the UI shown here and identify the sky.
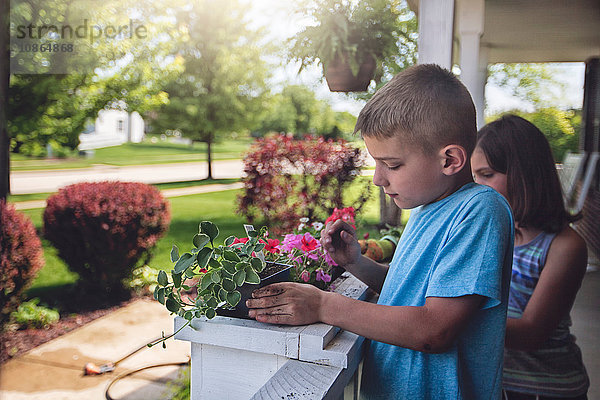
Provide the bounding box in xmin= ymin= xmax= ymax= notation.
xmin=246 ymin=0 xmax=587 ymax=116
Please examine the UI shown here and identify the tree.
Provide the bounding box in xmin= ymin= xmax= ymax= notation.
xmin=149 ymin=0 xmax=270 ymax=180
xmin=486 ymin=63 xmax=570 ymax=110
xmin=7 ymin=0 xmax=179 ymax=157
xmin=487 ymin=108 xmax=580 ymax=163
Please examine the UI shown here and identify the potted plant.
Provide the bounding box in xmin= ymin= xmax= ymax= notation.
xmin=149 ymin=221 xmax=292 ymax=347
xmin=149 ymin=207 xmax=358 ymax=347
xmin=288 ymin=0 xmax=403 ymax=92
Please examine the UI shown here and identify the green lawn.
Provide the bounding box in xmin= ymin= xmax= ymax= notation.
xmin=22 ymin=183 xmax=382 ymax=302
xmin=10 ymin=136 xmax=255 ymax=171
xmin=7 ymin=178 xmax=240 ymax=203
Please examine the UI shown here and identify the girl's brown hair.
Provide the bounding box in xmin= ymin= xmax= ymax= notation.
xmin=476 ymin=114 xmax=580 ymax=233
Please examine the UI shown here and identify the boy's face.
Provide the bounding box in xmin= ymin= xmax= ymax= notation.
xmin=364 ymin=135 xmax=450 ymax=209
xmin=470 ymin=146 xmax=508 ymax=200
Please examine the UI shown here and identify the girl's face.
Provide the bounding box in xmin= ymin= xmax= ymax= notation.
xmin=471 ymin=146 xmax=509 ymax=200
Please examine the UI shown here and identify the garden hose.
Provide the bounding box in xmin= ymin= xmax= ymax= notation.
xmin=104 ymin=358 xmax=190 ymax=400
xmin=79 ymin=336 xmax=189 ymax=400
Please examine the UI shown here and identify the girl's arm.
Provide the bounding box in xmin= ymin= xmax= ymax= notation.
xmin=505 ymin=226 xmax=588 ymax=350
xmin=247 ymin=282 xmax=484 ymax=353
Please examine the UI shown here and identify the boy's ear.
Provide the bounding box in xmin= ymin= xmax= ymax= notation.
xmin=439 ymin=145 xmax=468 ymax=176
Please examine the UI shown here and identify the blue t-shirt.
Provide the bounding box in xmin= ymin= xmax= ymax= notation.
xmin=361 ymin=183 xmax=514 ymax=400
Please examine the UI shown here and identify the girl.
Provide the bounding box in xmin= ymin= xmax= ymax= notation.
xmin=471 ymin=114 xmax=589 ymax=400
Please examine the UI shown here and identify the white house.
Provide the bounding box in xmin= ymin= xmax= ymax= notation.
xmin=78 ymin=109 xmax=145 ymax=151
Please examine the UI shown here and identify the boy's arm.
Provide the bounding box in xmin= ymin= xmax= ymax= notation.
xmin=321 ymin=219 xmax=389 ymax=292
xmin=247 ymin=283 xmax=484 ymax=353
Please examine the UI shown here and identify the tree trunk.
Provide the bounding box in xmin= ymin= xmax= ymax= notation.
xmin=0 ymin=0 xmax=10 ymax=200
xmin=379 ymin=187 xmax=402 ymax=227
xmin=206 ymin=139 xmax=213 ymax=180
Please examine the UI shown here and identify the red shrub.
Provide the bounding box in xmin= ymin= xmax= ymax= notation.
xmin=237 ymin=135 xmax=371 ymax=234
xmin=0 ymin=201 xmax=45 ymax=324
xmin=43 ymin=182 xmax=170 ymax=294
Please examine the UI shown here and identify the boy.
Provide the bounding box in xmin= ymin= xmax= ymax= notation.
xmin=247 ymin=64 xmax=514 ymax=399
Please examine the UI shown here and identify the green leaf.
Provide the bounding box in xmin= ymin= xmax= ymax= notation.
xmin=172 ymin=272 xmax=183 ymax=288
xmin=218 ymin=288 xmax=228 ymax=302
xmin=166 ymin=298 xmax=180 ymax=313
xmin=157 ymin=270 xmax=168 ymax=287
xmin=206 ymin=296 xmax=218 ymax=308
xmin=254 ymin=243 xmax=265 ymax=253
xmin=173 ymin=253 xmax=195 ymax=274
xmin=209 ymin=258 xmax=222 ymax=269
xmin=200 ymin=274 xmax=213 ymax=291
xmin=205 ymin=308 xmax=216 ymax=319
xmin=170 ymin=245 xmax=179 ymax=263
xmin=193 ymin=233 xmax=211 ymax=249
xmin=157 ymin=288 xmax=165 ymax=305
xmin=200 ymin=221 xmax=219 ymax=241
xmin=235 ymin=261 xmax=248 ymax=271
xmin=182 ymin=285 xmax=191 ymax=291
xmin=245 ymin=267 xmax=260 ymax=284
xmin=251 ymin=257 xmax=265 ymax=273
xmin=153 ymin=285 xmax=160 ymax=300
xmin=227 ymin=291 xmax=241 ymax=307
xmin=223 ymin=249 xmax=241 ymax=262
xmin=222 ymin=278 xmax=235 ymax=292
xmin=222 ymin=260 xmax=236 ymax=275
xmin=184 ymin=311 xmax=194 ymax=321
xmin=233 ymin=269 xmax=246 ymax=286
xmin=196 ymin=247 xmax=213 ymax=269
xmin=247 ymin=230 xmax=259 ymax=238
xmin=224 ymin=235 xmax=236 ymax=246
xmin=185 ymin=269 xmax=196 ymax=279
xmin=211 ymin=270 xmax=221 ymax=283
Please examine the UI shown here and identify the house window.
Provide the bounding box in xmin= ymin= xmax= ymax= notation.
xmin=117 ymin=120 xmax=124 ymax=133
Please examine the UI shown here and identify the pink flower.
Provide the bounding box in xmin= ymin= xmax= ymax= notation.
xmin=324 ymin=251 xmax=338 ymax=266
xmin=316 ymin=269 xmax=331 ymax=283
xmin=300 ymin=270 xmax=311 ymax=282
xmin=280 ymin=234 xmax=303 ymax=252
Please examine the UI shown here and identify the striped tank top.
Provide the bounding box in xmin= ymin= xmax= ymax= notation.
xmin=503 ymin=231 xmax=589 ymax=397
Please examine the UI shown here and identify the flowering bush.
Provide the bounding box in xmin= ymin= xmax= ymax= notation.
xmin=44 ymin=182 xmax=170 ymax=295
xmin=1 ymin=201 xmax=45 ymax=325
xmin=237 ymin=134 xmax=371 ymax=234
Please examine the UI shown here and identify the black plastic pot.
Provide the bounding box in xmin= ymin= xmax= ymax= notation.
xmin=217 ymin=262 xmax=292 ymax=319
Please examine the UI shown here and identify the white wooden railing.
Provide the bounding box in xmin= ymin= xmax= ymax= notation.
xmin=174 ymin=272 xmax=372 ymax=399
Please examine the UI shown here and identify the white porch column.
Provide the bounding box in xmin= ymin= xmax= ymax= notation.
xmin=456 ymin=0 xmax=486 ymax=128
xmin=417 ymin=0 xmax=455 ymax=69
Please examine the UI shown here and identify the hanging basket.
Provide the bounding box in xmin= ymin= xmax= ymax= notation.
xmin=325 ymin=53 xmax=376 ymax=92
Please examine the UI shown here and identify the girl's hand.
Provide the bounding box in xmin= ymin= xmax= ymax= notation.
xmin=320 ymin=219 xmax=361 ymax=268
xmin=246 ymin=282 xmax=325 ymax=325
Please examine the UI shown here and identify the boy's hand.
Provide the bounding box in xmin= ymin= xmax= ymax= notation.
xmin=247 ymin=282 xmax=325 ymax=325
xmin=320 ymin=220 xmax=361 ymax=268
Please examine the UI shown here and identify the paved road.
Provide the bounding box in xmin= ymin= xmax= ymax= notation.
xmin=9 ymin=160 xmax=245 ymax=195
xmin=10 ymin=158 xmax=375 ymax=195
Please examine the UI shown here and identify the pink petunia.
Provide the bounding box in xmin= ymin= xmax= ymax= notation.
xmin=316 ymin=269 xmax=331 ymax=283
xmin=300 ymin=270 xmax=311 ymax=282
xmin=324 ymin=251 xmax=338 ymax=266
xmin=280 ymin=233 xmax=303 ymax=252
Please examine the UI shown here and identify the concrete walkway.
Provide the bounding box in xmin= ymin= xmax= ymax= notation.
xmin=9 ymin=160 xmax=245 ymax=195
xmin=0 ymin=299 xmax=190 ymax=400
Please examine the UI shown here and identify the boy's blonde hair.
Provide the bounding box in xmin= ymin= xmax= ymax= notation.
xmin=354 ymin=64 xmax=476 ymax=156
